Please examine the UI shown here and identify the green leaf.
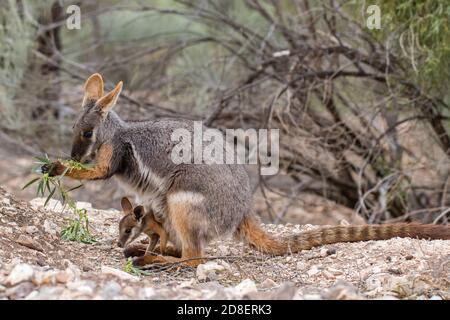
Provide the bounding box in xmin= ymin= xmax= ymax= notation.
xmin=22 ymin=177 xmax=40 ymax=190
xmin=44 ymin=187 xmax=56 ymax=207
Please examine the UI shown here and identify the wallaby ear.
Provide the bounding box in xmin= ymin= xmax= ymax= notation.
xmin=82 ymin=73 xmax=104 ymax=106
xmin=133 ymin=205 xmax=145 ymax=221
xmin=95 ymin=81 xmax=123 ymax=116
xmin=120 ymin=197 xmax=133 ymax=214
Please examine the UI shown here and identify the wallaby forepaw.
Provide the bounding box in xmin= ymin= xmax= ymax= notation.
xmin=41 ymin=161 xmax=65 ymax=177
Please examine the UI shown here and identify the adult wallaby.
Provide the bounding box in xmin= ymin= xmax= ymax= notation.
xmin=45 ymin=73 xmax=450 ymax=267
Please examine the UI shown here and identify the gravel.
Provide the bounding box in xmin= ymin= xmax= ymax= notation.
xmin=0 ymin=187 xmax=449 ymax=300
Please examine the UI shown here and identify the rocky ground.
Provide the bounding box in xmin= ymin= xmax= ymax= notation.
xmin=0 ymin=186 xmax=449 ymax=300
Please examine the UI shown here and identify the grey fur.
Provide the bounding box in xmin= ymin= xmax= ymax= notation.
xmin=73 ymin=106 xmax=253 ymax=251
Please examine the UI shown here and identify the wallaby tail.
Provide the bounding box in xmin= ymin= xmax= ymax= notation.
xmin=236 ymin=217 xmax=450 ymax=255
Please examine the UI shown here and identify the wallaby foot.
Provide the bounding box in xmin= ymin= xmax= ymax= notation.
xmin=132 ymin=254 xmax=202 ymax=268
xmin=132 ymin=255 xmax=171 ymax=267
xmin=123 ymin=243 xmax=147 ymax=258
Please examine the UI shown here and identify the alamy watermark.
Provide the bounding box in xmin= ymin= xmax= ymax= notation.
xmin=170 ymin=122 xmax=280 ymax=175
xmin=66 ymin=5 xmax=81 ymax=30
xmin=366 ymin=5 xmax=381 ymax=30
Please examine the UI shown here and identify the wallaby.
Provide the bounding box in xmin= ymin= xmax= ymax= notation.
xmin=44 ymin=73 xmax=450 ymax=267
xmin=118 ymin=197 xmax=170 ymax=256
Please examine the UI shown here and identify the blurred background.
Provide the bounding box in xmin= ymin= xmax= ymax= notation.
xmin=1 ymin=0 xmax=449 ymax=226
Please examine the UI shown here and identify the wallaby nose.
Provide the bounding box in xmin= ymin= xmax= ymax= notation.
xmin=117 ymin=241 xmax=123 ymax=248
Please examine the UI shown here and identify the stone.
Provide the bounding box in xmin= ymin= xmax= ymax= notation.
xmin=234 ymin=279 xmax=257 ymax=296
xmin=33 ymin=270 xmax=56 ymax=286
xmin=101 ymin=266 xmax=139 ymax=282
xmin=296 ymin=262 xmax=307 ymax=271
xmin=259 ymin=278 xmax=277 ymax=289
xmin=323 ymin=281 xmax=360 ymax=300
xmin=25 ymin=226 xmax=39 ymax=234
xmin=307 ymin=266 xmax=320 ymax=276
xmin=15 ymin=235 xmax=43 ymax=252
xmin=55 ymin=271 xmax=70 ymax=284
xmin=5 ymin=263 xmax=35 ymax=286
xmin=5 ymin=282 xmax=35 ymax=299
xmin=66 ymin=280 xmax=96 ymax=296
xmin=139 ymin=287 xmax=156 ymax=299
xmin=327 ymin=267 xmax=343 ymax=275
xmin=100 ymin=281 xmax=122 ymax=299
xmin=123 ymin=286 xmax=136 ymax=297
xmin=43 ymin=220 xmax=58 ymax=236
xmin=270 ymin=282 xmax=297 ymax=300
xmin=196 ymin=261 xmax=229 ymax=281
xmin=320 ymin=248 xmax=329 ymax=257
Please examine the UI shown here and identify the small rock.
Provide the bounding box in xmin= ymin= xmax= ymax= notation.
xmin=43 ymin=220 xmax=58 ymax=236
xmin=405 ymin=255 xmax=414 ymax=260
xmin=139 ymin=287 xmax=156 ymax=299
xmin=326 ymin=248 xmax=337 ymax=255
xmin=217 ymin=244 xmax=230 ymax=256
xmin=123 ymin=286 xmax=136 ymax=297
xmin=307 ymin=266 xmax=320 ymax=276
xmin=67 ymin=280 xmax=96 ymax=295
xmin=75 ymin=201 xmax=92 ymax=210
xmin=25 ymin=226 xmax=39 ymax=234
xmin=64 ymin=262 xmax=81 ymax=282
xmin=15 ymin=235 xmax=43 ymax=252
xmin=101 ymin=266 xmax=139 ymax=282
xmin=55 ymin=271 xmax=70 ymax=284
xmin=388 ymin=268 xmax=402 ymax=275
xmin=196 ymin=261 xmax=229 ymax=281
xmin=270 ymin=282 xmax=297 ymax=300
xmin=285 ymin=256 xmax=293 ymax=262
xmin=323 ymin=281 xmax=360 ymax=300
xmin=260 ymin=278 xmax=277 ymax=289
xmin=5 ymin=281 xmax=35 ymax=299
xmin=234 ymin=279 xmax=257 ymax=296
xmin=302 ymin=293 xmax=323 ymax=300
xmin=322 ymin=270 xmax=335 ymax=280
xmin=82 ymin=266 xmax=93 ymax=272
xmin=296 ymin=262 xmax=306 ymax=271
xmin=379 ymin=295 xmax=399 ymax=300
xmin=429 ymin=295 xmax=442 ymax=300
xmin=33 ymin=270 xmax=56 ymax=286
xmin=320 ymin=248 xmax=329 ymax=257
xmin=101 ymin=281 xmax=122 ymax=299
xmin=327 ymin=267 xmax=343 ymax=275
xmin=5 ymin=263 xmax=35 ymax=286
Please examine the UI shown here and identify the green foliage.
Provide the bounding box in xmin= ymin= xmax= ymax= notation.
xmin=123 ymin=258 xmax=151 ymax=276
xmin=60 ymin=204 xmax=95 ymax=244
xmin=378 ymin=1 xmax=450 ymax=93
xmin=0 ymin=0 xmax=35 ymax=129
xmin=22 ymin=155 xmax=95 ymax=244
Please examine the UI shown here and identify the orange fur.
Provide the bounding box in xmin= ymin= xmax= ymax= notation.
xmin=237 ymin=217 xmax=450 ymax=255
xmin=54 ymin=144 xmax=113 ymax=180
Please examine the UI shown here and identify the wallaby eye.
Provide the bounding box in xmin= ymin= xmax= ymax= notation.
xmin=83 ymin=131 xmax=93 ymax=139
xmin=125 ymin=228 xmax=131 ymax=234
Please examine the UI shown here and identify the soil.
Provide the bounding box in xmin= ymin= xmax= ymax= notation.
xmin=0 ymin=187 xmax=449 ymax=300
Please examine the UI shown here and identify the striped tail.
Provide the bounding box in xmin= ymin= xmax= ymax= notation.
xmin=236 ymin=217 xmax=450 ymax=255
